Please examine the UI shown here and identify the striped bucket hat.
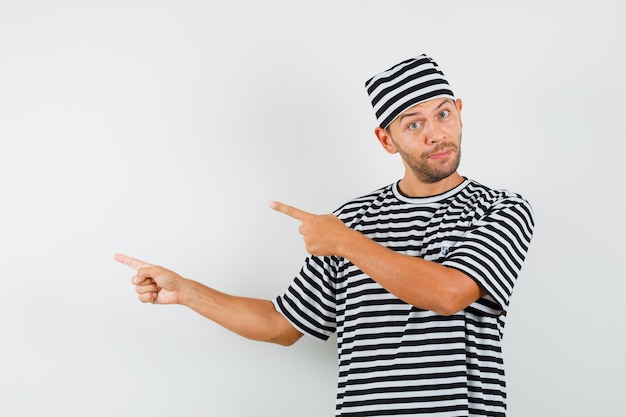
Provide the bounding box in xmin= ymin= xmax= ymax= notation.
xmin=365 ymin=54 xmax=455 ymax=128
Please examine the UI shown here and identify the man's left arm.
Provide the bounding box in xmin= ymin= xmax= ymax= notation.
xmin=270 ymin=201 xmax=486 ymax=316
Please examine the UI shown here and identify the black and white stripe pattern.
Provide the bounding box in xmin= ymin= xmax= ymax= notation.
xmin=274 ymin=179 xmax=535 ymax=416
xmin=365 ymin=54 xmax=455 ymax=128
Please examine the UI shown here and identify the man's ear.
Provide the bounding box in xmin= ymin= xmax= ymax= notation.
xmin=374 ymin=127 xmax=398 ymax=154
xmin=455 ymin=98 xmax=463 ymax=127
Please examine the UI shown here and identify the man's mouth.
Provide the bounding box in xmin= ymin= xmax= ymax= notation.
xmin=427 ymin=147 xmax=454 ymax=160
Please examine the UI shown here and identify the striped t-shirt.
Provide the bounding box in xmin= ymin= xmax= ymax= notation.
xmin=273 ymin=178 xmax=535 ymax=416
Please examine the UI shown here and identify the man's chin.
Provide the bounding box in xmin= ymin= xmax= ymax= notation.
xmin=415 ymin=163 xmax=460 ymax=184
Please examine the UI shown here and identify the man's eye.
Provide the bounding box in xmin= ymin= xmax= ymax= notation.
xmin=439 ymin=110 xmax=450 ymax=118
xmin=408 ymin=121 xmax=421 ymax=130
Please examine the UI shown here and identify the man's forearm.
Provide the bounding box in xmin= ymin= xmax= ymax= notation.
xmin=338 ymin=229 xmax=484 ymax=315
xmin=179 ymin=279 xmax=303 ymax=345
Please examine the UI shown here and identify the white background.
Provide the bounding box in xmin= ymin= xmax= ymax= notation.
xmin=1 ymin=1 xmax=624 ymax=416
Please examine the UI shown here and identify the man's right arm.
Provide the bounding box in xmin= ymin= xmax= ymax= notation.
xmin=181 ymin=280 xmax=303 ymax=346
xmin=114 ymin=253 xmax=303 ymax=346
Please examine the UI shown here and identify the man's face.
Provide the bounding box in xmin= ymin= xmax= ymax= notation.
xmin=383 ymin=98 xmax=463 ymax=184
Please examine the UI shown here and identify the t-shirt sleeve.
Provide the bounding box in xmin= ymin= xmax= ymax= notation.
xmin=272 ymin=255 xmax=338 ymax=341
xmin=443 ymin=195 xmax=535 ymax=316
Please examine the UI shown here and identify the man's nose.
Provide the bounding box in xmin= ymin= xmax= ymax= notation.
xmin=425 ymin=121 xmax=445 ymax=144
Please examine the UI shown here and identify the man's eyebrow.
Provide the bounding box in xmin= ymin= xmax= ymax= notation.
xmin=398 ymin=99 xmax=455 ymax=122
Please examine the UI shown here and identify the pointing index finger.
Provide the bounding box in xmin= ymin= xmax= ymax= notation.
xmin=114 ymin=253 xmax=154 ymax=270
xmin=269 ymin=201 xmax=311 ymax=221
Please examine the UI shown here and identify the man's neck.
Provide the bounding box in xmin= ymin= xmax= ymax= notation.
xmin=397 ymin=172 xmax=465 ymax=198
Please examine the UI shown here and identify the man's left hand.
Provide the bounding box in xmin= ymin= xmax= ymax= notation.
xmin=270 ymin=201 xmax=352 ymax=257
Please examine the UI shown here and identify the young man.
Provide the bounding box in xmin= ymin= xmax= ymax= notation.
xmin=116 ymin=54 xmax=535 ymax=416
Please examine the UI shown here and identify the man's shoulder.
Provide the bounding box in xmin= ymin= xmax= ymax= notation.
xmin=460 ymin=179 xmax=534 ymax=222
xmin=463 ymin=179 xmax=531 ymax=204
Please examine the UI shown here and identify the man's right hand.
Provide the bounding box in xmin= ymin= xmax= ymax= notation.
xmin=114 ymin=253 xmax=186 ymax=305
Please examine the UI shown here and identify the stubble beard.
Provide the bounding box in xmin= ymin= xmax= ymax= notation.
xmin=396 ymin=134 xmax=462 ymax=184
